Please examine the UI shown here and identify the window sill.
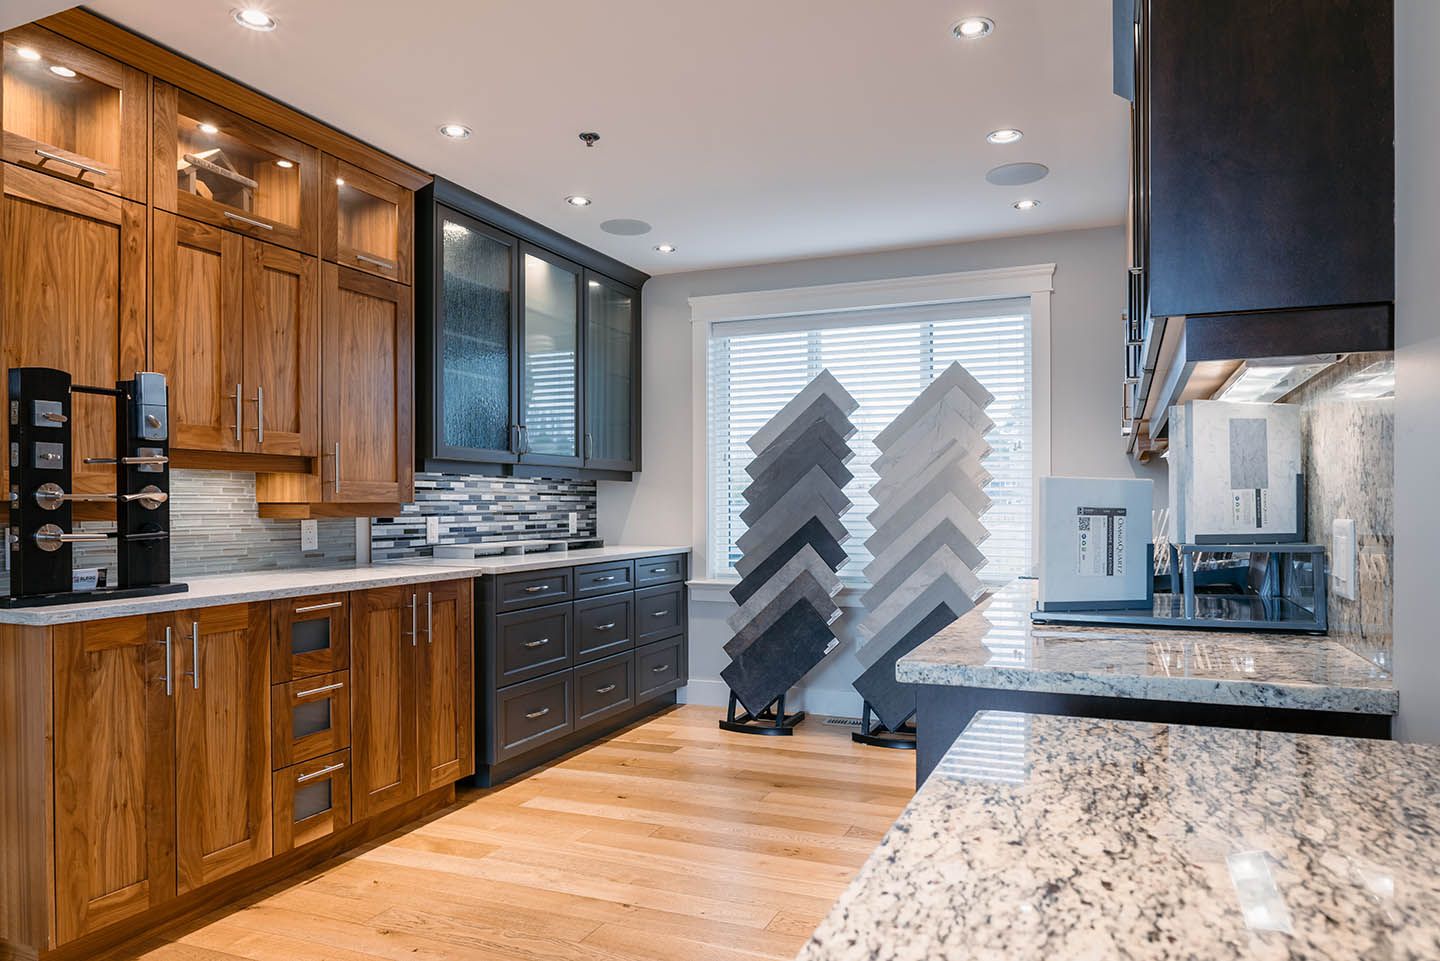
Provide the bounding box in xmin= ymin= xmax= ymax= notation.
xmin=686 ymin=578 xmax=867 ymax=609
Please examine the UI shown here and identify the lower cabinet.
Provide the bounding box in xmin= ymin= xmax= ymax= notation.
xmin=273 ymin=749 xmax=352 ymax=855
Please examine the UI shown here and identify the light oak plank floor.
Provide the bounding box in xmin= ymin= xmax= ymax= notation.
xmin=117 ymin=705 xmax=915 ymax=961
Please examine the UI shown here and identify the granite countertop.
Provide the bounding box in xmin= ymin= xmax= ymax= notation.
xmin=799 ymin=711 xmax=1440 ymax=961
xmin=895 ymin=580 xmax=1397 ymax=715
xmin=0 ymin=545 xmax=689 ymax=626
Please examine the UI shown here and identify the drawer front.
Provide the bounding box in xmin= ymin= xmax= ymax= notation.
xmin=494 ymin=603 xmax=573 ymax=687
xmin=495 ymin=569 xmax=573 ymax=612
xmin=574 ymin=652 xmax=635 ymax=728
xmin=271 ymin=593 xmax=350 ymax=683
xmin=634 ymin=554 xmax=687 ymax=588
xmin=272 ymin=670 xmax=351 ymax=768
xmin=493 ymin=672 xmax=574 ymax=763
xmin=635 ymin=583 xmax=685 ymax=645
xmin=273 ymin=749 xmax=351 ymax=855
xmin=573 ymin=560 xmax=635 ymax=597
xmin=573 ymin=594 xmax=634 ymax=664
xmin=636 ymin=635 xmax=686 ymax=702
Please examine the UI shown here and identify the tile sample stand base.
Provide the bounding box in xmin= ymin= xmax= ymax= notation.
xmin=851 ymin=701 xmax=917 ymax=750
xmin=718 ymin=690 xmax=805 ymax=736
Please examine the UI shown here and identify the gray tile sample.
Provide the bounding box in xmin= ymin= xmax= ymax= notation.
xmin=731 ymin=518 xmax=847 ymax=605
xmin=866 ymin=490 xmax=991 ymax=560
xmin=746 ymin=369 xmax=858 ymax=455
xmin=870 ymin=451 xmax=992 ymax=529
xmin=745 ymin=396 xmax=857 ymax=480
xmin=734 ymin=466 xmax=851 ymax=562
xmin=724 ymin=570 xmax=841 ymax=659
xmin=872 ymin=362 xmax=993 ymax=452
xmin=853 ymin=604 xmax=958 ymax=730
xmin=744 ymin=417 xmax=854 ymax=491
xmin=727 ymin=544 xmax=841 ymax=633
xmin=858 ymin=569 xmax=982 ymax=666
xmin=741 ymin=440 xmax=854 ymax=526
xmin=863 ymin=520 xmax=987 ymax=610
xmin=721 ymin=599 xmax=837 ymax=716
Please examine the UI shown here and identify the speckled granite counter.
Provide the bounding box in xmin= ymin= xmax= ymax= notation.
xmin=896 ymin=580 xmax=1396 ymax=716
xmin=799 ymin=711 xmax=1440 ymax=961
xmin=0 ymin=546 xmax=689 ymax=626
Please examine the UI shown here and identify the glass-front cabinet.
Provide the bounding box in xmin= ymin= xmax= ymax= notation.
xmin=584 ymin=272 xmax=639 ymax=471
xmin=418 ymin=181 xmax=643 ymax=478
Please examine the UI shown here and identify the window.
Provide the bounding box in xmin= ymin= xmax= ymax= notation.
xmin=706 ymin=298 xmax=1034 ymax=585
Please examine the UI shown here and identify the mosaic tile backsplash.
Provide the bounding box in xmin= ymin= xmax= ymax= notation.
xmin=369 ymin=473 xmax=598 ymax=561
xmin=0 ymin=470 xmax=357 ymax=592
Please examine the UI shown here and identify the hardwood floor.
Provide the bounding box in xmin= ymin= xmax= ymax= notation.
xmin=109 ymin=704 xmax=915 ymax=961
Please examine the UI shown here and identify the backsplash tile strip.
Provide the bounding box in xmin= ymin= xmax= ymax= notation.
xmin=369 ymin=473 xmax=597 ymax=560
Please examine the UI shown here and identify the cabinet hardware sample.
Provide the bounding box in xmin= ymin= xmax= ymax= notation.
xmin=296 ymin=761 xmax=345 ymax=783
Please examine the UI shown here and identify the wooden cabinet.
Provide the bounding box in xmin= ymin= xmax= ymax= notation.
xmin=351 ymin=580 xmax=472 ymax=817
xmin=324 ymin=154 xmax=412 ymax=284
xmin=270 ymin=593 xmax=349 ymax=682
xmin=1 ymin=163 xmax=146 ymax=499
xmin=152 ymin=211 xmax=320 ymax=457
xmin=153 ymin=82 xmax=319 ymax=254
xmin=2 ymin=24 xmax=147 ymax=200
xmin=272 ymin=749 xmax=351 ymax=856
xmin=167 ymin=603 xmax=272 ymax=893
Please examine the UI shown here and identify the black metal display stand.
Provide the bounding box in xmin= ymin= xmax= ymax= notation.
xmin=718 ymin=691 xmax=806 ymax=736
xmin=851 ymin=701 xmax=916 ymax=749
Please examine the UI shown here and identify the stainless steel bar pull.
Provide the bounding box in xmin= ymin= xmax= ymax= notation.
xmin=356 ymin=252 xmax=396 ymax=270
xmin=524 ymin=707 xmax=550 ymax=720
xmin=162 ymin=626 xmax=174 ymax=697
xmin=250 ymin=386 xmax=265 ymax=443
xmin=595 ymin=684 xmax=616 ymax=695
xmin=233 ymin=384 xmax=243 ymax=441
xmin=187 ymin=621 xmax=200 ymax=690
xmin=409 ymin=592 xmax=418 ymax=647
xmin=297 ymin=761 xmax=345 ymax=784
xmin=333 ymin=442 xmax=342 ymax=492
xmin=295 ymin=681 xmax=345 ymax=699
xmin=294 ymin=600 xmax=343 ymax=614
xmin=426 ymin=592 xmax=433 ymax=645
xmin=523 ymin=637 xmax=550 ymax=649
xmin=223 ymin=210 xmax=275 ymax=230
xmin=34 ymin=148 xmax=108 ymax=177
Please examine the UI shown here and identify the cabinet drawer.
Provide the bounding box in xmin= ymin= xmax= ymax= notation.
xmin=634 ymin=554 xmax=686 ymax=587
xmin=635 ymin=583 xmax=685 ymax=645
xmin=573 ymin=593 xmax=634 ymax=664
xmin=575 ymin=651 xmax=634 ymax=728
xmin=495 ymin=568 xmax=572 ymax=611
xmin=273 ymin=749 xmax=351 ymax=855
xmin=493 ymin=603 xmax=572 ymax=687
xmin=493 ymin=672 xmax=574 ymax=763
xmin=636 ymin=635 xmax=686 ymax=702
xmin=272 ymin=670 xmax=351 ymax=768
xmin=574 ymin=560 xmax=634 ymax=597
xmin=271 ymin=593 xmax=349 ymax=682
xmin=324 ymin=155 xmax=411 ymax=283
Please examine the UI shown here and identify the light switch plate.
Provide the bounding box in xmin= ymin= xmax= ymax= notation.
xmin=425 ymin=515 xmax=441 ymax=545
xmin=300 ymin=518 xmax=319 ymax=553
xmin=568 ymin=512 xmax=578 ymax=534
xmin=1331 ymin=518 xmax=1357 ymax=601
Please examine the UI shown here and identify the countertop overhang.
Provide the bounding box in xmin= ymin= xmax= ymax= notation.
xmin=799 ymin=711 xmax=1440 ymax=961
xmin=896 ymin=580 xmax=1397 ymax=716
xmin=0 ymin=545 xmax=690 ymax=626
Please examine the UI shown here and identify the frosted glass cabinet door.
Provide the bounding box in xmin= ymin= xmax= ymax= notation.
xmin=584 ymin=273 xmax=638 ymax=470
xmin=437 ymin=211 xmax=517 ymax=462
xmin=520 ymin=246 xmax=581 ymax=465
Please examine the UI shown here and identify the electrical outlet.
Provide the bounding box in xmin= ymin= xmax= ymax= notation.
xmin=1331 ymin=518 xmax=1357 ymax=601
xmin=425 ymin=515 xmax=441 ymax=545
xmin=299 ymin=519 xmax=319 ymax=553
xmin=568 ymin=512 xmax=578 ymax=534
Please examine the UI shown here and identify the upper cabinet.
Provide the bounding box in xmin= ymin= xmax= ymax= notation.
xmin=2 ymin=25 xmax=147 ymax=201
xmin=154 ymin=82 xmax=320 ymax=254
xmin=416 ymin=179 xmax=647 ymax=480
xmin=324 ymin=155 xmax=412 ymax=284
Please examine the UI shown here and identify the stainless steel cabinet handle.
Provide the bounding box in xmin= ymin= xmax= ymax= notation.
xmin=355 ymin=252 xmax=396 ymax=270
xmin=524 ymin=707 xmax=551 ymax=720
xmin=523 ymin=585 xmax=549 ymax=593
xmin=651 ymin=567 xmax=669 ymax=574
xmin=189 ymin=621 xmax=200 ymax=690
xmin=162 ymin=626 xmax=174 ymax=697
xmin=223 ymin=210 xmax=275 ymax=230
xmin=523 ymin=637 xmax=550 ymax=649
xmin=296 ymin=761 xmax=345 ymax=784
xmin=295 ymin=681 xmax=344 ymax=699
xmin=596 ymin=575 xmax=616 ymax=583
xmin=595 ymin=622 xmax=616 ymax=631
xmin=34 ymin=148 xmax=108 ymax=177
xmin=409 ymin=592 xmax=418 ymax=647
xmin=651 ymin=664 xmax=670 ymax=673
xmin=333 ymin=442 xmax=341 ymax=492
xmin=294 ymin=600 xmax=343 ymax=614
xmin=651 ymin=610 xmax=670 ymax=617
xmin=232 ymin=384 xmax=242 ymax=441
xmin=426 ymin=591 xmax=433 ymax=645
xmin=595 ymin=684 xmax=616 ymax=695
xmin=250 ymin=386 xmax=264 ymax=443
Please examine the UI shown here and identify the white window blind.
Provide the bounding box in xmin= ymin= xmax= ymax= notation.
xmin=706 ymin=299 xmax=1033 ymax=585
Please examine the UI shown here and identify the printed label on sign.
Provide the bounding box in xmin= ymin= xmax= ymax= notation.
xmin=1076 ymin=507 xmax=1127 ymax=577
xmin=1231 ymin=488 xmax=1270 ymax=529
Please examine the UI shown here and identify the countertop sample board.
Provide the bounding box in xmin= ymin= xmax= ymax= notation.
xmin=799 ymin=711 xmax=1440 ymax=961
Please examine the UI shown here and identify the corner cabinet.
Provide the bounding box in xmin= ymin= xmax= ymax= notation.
xmin=417 ymin=178 xmax=646 ymax=480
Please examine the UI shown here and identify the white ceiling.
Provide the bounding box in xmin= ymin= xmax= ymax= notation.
xmin=84 ymin=0 xmax=1128 ymax=275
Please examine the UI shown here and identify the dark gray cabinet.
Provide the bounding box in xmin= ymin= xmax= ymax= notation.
xmin=475 ymin=552 xmax=689 ymax=786
xmin=417 ymin=179 xmax=647 ymax=479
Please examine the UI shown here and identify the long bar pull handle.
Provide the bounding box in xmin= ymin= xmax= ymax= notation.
xmin=334 ymin=442 xmax=341 ymax=493
xmin=187 ymin=621 xmax=200 ymax=690
xmin=295 ymin=681 xmax=345 ymax=699
xmin=297 ymin=761 xmax=345 ymax=784
xmin=34 ymin=148 xmax=108 ymax=177
xmin=250 ymin=386 xmax=264 ymax=444
xmin=233 ymin=384 xmax=242 ymax=442
xmin=409 ymin=593 xmax=418 ymax=647
xmin=426 ymin=591 xmax=433 ymax=645
xmin=355 ymin=252 xmax=396 ymax=270
xmin=223 ymin=210 xmax=275 ymax=231
xmin=162 ymin=626 xmax=174 ymax=697
xmin=294 ymin=600 xmax=343 ymax=614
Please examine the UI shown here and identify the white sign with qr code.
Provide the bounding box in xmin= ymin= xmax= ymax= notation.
xmin=1076 ymin=507 xmax=1127 ymax=577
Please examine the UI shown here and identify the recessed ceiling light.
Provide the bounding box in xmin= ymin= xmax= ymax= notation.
xmin=565 ymin=195 xmax=593 ymax=207
xmin=198 ymin=122 xmax=220 ymax=135
xmin=48 ymin=65 xmax=76 ymax=78
xmin=275 ymin=159 xmax=294 ymax=169
xmin=16 ymin=47 xmax=41 ymax=61
xmin=1012 ymin=199 xmax=1040 ymax=211
xmin=953 ymin=17 xmax=994 ymax=40
xmin=654 ymin=244 xmax=676 ymax=254
xmin=438 ymin=123 xmax=472 ymax=140
xmin=233 ymin=8 xmax=277 ymax=31
xmin=986 ymin=128 xmax=1023 ymax=145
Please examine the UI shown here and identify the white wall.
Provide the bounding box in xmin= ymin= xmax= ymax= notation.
xmin=599 ymin=225 xmax=1161 ymax=716
xmin=1393 ymin=0 xmax=1440 ymax=742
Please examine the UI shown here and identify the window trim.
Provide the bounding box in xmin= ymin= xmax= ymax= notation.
xmin=688 ymin=263 xmax=1055 ymax=602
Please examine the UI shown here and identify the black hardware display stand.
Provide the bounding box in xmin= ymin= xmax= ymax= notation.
xmin=718 ymin=691 xmax=805 ymax=736
xmin=851 ymin=701 xmax=916 ymax=750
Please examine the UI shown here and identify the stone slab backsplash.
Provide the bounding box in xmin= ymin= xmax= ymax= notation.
xmin=370 ymin=473 xmax=597 ymax=561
